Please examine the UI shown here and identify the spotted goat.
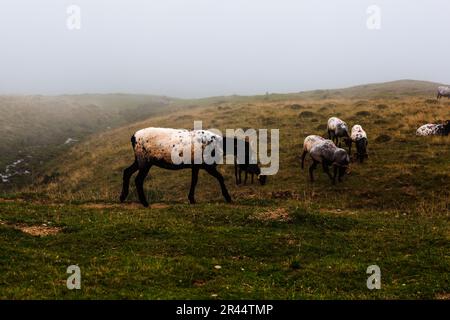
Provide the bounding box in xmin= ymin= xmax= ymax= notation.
xmin=416 ymin=120 xmax=450 ymax=136
xmin=120 ymin=127 xmax=265 ymax=207
xmin=327 ymin=117 xmax=351 ymax=149
xmin=301 ymin=135 xmax=350 ymax=184
xmin=349 ymin=125 xmax=368 ymax=163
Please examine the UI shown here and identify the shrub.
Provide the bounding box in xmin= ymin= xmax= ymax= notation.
xmin=299 ymin=111 xmax=315 ymax=118
xmin=356 ymin=110 xmax=371 ymax=117
xmin=375 ymin=134 xmax=392 ymax=143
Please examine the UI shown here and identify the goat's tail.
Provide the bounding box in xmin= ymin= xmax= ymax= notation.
xmin=131 ymin=134 xmax=137 ymax=150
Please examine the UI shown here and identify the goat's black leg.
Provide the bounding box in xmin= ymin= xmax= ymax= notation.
xmin=348 ymin=141 xmax=352 ymax=161
xmin=234 ymin=162 xmax=240 ymax=185
xmin=244 ymin=171 xmax=248 ymax=185
xmin=301 ymin=150 xmax=307 ymax=169
xmin=205 ymin=166 xmax=232 ymax=203
xmin=135 ymin=164 xmax=151 ymax=207
xmin=188 ymin=166 xmax=200 ymax=204
xmin=322 ymin=162 xmax=333 ymax=181
xmin=333 ymin=165 xmax=338 ymax=185
xmin=327 ymin=130 xmax=332 ymax=139
xmin=238 ymin=167 xmax=242 ymax=185
xmin=309 ymin=161 xmax=318 ymax=182
xmin=251 ymin=173 xmax=254 ymax=184
xmin=120 ymin=160 xmax=139 ymax=202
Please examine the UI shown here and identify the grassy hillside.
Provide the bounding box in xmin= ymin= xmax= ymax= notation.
xmin=24 ymin=91 xmax=450 ymax=210
xmin=0 ymin=80 xmax=449 ymax=299
xmin=0 ymin=94 xmax=174 ymax=187
xmin=264 ymin=79 xmax=447 ymax=101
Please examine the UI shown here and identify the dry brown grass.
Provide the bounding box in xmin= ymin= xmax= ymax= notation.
xmin=249 ymin=207 xmax=292 ymax=222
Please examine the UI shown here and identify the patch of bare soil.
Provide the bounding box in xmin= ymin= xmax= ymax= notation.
xmin=16 ymin=225 xmax=61 ymax=236
xmin=80 ymin=203 xmax=117 ymax=209
xmin=149 ymin=203 xmax=170 ymax=209
xmin=0 ymin=198 xmax=24 ymax=203
xmin=249 ymin=208 xmax=292 ymax=222
xmin=270 ymin=191 xmax=300 ymax=200
xmin=80 ymin=202 xmax=170 ymax=210
xmin=436 ymin=293 xmax=450 ymax=300
xmin=0 ymin=220 xmax=61 ymax=237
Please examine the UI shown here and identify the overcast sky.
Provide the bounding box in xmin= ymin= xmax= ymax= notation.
xmin=1 ymin=0 xmax=449 ymax=98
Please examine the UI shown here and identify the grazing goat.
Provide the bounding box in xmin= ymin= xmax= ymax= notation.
xmin=234 ymin=138 xmax=267 ymax=185
xmin=437 ymin=86 xmax=450 ymax=100
xmin=416 ymin=120 xmax=450 ymax=136
xmin=349 ymin=125 xmax=368 ymax=163
xmin=120 ymin=127 xmax=265 ymax=207
xmin=300 ymin=135 xmax=326 ymax=169
xmin=307 ymin=140 xmax=350 ymax=184
xmin=235 ymin=164 xmax=266 ymax=185
xmin=327 ymin=117 xmax=351 ymax=149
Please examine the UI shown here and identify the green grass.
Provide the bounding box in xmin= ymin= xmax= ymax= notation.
xmin=0 ymin=200 xmax=448 ymax=299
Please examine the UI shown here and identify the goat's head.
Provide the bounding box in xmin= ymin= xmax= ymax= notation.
xmin=337 ymin=123 xmax=349 ymax=137
xmin=247 ymin=164 xmax=267 ymax=185
xmin=257 ymin=174 xmax=267 ymax=185
xmin=333 ymin=148 xmax=351 ymax=178
xmin=443 ymin=120 xmax=450 ymax=135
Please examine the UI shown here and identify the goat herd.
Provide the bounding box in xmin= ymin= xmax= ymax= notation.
xmin=120 ymin=114 xmax=449 ymax=207
xmin=117 ymin=117 xmax=366 ymax=207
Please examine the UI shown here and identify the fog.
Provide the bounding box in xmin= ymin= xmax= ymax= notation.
xmin=1 ymin=0 xmax=449 ymax=98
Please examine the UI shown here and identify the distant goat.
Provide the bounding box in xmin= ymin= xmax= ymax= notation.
xmin=302 ymin=137 xmax=350 ymax=184
xmin=349 ymin=125 xmax=368 ymax=163
xmin=120 ymin=127 xmax=266 ymax=207
xmin=234 ymin=137 xmax=267 ymax=185
xmin=437 ymin=86 xmax=450 ymax=100
xmin=327 ymin=117 xmax=351 ymax=149
xmin=416 ymin=120 xmax=450 ymax=136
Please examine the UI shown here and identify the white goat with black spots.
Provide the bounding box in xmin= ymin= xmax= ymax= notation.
xmin=349 ymin=125 xmax=368 ymax=163
xmin=327 ymin=117 xmax=351 ymax=149
xmin=120 ymin=127 xmax=265 ymax=207
xmin=416 ymin=120 xmax=450 ymax=136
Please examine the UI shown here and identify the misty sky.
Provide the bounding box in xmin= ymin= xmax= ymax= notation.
xmin=1 ymin=0 xmax=449 ymax=98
